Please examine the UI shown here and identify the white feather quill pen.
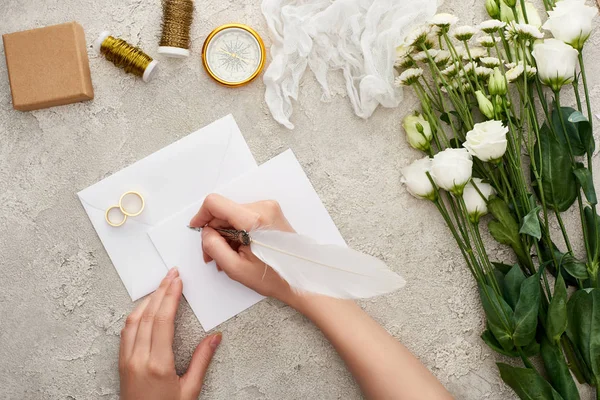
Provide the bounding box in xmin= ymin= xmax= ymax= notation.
xmin=189 ymin=227 xmax=405 ymax=299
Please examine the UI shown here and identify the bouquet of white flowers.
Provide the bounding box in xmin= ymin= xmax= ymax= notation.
xmin=398 ymin=0 xmax=599 ymax=398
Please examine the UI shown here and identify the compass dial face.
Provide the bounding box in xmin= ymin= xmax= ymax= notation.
xmin=205 ymin=27 xmax=263 ymax=85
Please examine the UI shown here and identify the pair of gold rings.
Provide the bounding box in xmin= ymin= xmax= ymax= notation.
xmin=105 ymin=191 xmax=145 ymax=227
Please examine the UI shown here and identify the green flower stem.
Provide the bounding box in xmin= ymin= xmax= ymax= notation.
xmin=473 ymin=220 xmax=503 ymax=294
xmin=556 ymin=91 xmax=594 ymax=266
xmin=573 ymin=79 xmax=583 ymax=113
xmin=579 ymin=51 xmax=593 ymax=130
xmin=415 ymin=73 xmax=443 ymax=111
xmin=517 ymin=346 xmax=536 ymax=370
xmin=433 ymin=199 xmax=482 ymax=281
xmin=414 ymin=82 xmax=447 ymax=149
xmin=458 ymin=195 xmax=501 ymax=293
xmin=577 ymin=51 xmax=600 ymax=262
xmin=561 ymin=335 xmax=588 ymax=384
xmin=419 ymin=43 xmax=468 ymax=141
xmin=420 ymin=44 xmax=472 ymax=132
xmin=518 ymin=0 xmax=529 ymax=24
xmin=498 ymin=162 xmax=522 ymax=220
xmin=442 ymin=33 xmax=476 ymax=123
xmin=463 ymin=42 xmax=483 ymax=92
xmin=555 ymin=210 xmax=574 ymax=254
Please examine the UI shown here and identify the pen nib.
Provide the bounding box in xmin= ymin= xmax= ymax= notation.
xmin=187 ymin=225 xmax=203 ymax=232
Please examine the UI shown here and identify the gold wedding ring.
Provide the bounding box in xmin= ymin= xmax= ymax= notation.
xmin=119 ymin=191 xmax=145 ymax=217
xmin=105 ymin=205 xmax=128 ymax=227
xmin=105 ymin=191 xmax=145 ymax=227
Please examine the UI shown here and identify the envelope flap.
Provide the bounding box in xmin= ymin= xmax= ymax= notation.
xmin=78 ymin=115 xmax=249 ymax=226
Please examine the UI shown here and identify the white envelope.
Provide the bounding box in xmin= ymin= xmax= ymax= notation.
xmin=148 ymin=150 xmax=346 ymax=331
xmin=78 ymin=115 xmax=257 ymax=300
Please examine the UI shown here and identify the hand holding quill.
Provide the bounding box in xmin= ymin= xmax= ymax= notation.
xmin=189 ymin=195 xmax=405 ymax=300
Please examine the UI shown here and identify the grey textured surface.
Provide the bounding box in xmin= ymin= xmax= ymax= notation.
xmin=1 ymin=0 xmax=598 ymax=399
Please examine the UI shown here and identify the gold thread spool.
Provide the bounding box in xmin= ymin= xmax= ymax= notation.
xmin=158 ymin=0 xmax=194 ymax=58
xmin=93 ymin=31 xmax=159 ymax=82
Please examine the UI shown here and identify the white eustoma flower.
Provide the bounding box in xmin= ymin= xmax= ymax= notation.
xmin=516 ymin=1 xmax=543 ymax=28
xmin=402 ymin=113 xmax=433 ymax=152
xmin=431 ymin=148 xmax=473 ymax=195
xmin=395 ymin=68 xmax=424 ymax=86
xmin=405 ymin=25 xmax=432 ymax=47
xmin=480 ymin=19 xmax=507 ymax=33
xmin=480 ymin=56 xmax=501 ymax=68
xmin=478 ymin=35 xmax=501 ymax=48
xmin=463 ymin=120 xmax=508 ymax=162
xmin=401 ymin=157 xmax=436 ymax=200
xmin=431 ymin=13 xmax=459 ymax=28
xmin=543 ymin=0 xmax=598 ymax=50
xmin=532 ymin=39 xmax=579 ymax=91
xmin=454 ymin=26 xmax=479 ymax=41
xmin=463 ymin=178 xmax=496 ymax=222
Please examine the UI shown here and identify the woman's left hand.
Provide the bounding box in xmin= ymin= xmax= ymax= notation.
xmin=119 ymin=268 xmax=222 ymax=400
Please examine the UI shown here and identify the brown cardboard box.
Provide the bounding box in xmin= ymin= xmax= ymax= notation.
xmin=2 ymin=22 xmax=94 ymax=111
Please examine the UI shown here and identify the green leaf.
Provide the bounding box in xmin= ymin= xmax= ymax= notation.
xmin=493 ymin=262 xmax=515 ymax=275
xmin=482 ymin=329 xmax=518 ymax=357
xmin=538 ymin=240 xmax=579 ymax=287
xmin=573 ymin=167 xmax=597 ymax=206
xmin=479 ymin=284 xmax=514 ymax=351
xmin=584 ymin=207 xmax=600 ymax=259
xmin=533 ymin=125 xmax=579 ymax=212
xmin=513 ymin=273 xmax=541 ymax=347
xmin=546 ymin=273 xmax=568 ymax=344
xmin=566 ymin=289 xmax=600 ymax=384
xmin=504 ymin=264 xmax=526 ymax=310
xmin=540 ymin=337 xmax=580 ymax=400
xmin=520 ymin=206 xmax=542 ymax=240
xmin=561 ymin=254 xmax=589 ymax=280
xmin=568 ymin=110 xmax=595 ymax=155
xmin=553 ymin=106 xmax=586 ymax=156
xmin=488 ymin=198 xmax=530 ymax=266
xmin=497 ymin=363 xmax=565 ymax=400
xmin=481 ymin=330 xmax=539 ymax=358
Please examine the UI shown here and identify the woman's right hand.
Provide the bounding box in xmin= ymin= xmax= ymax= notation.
xmin=189 ymin=194 xmax=297 ymax=303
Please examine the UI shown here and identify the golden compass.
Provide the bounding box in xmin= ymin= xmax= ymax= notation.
xmin=202 ymin=23 xmax=266 ymax=87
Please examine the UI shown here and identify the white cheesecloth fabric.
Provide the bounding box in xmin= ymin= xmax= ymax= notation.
xmin=261 ymin=0 xmax=441 ymax=129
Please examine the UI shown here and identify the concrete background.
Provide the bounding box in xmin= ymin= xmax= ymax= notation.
xmin=1 ymin=0 xmax=598 ymax=399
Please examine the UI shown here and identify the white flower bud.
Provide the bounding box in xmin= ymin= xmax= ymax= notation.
xmin=488 ymin=68 xmax=507 ymax=95
xmin=485 ymin=0 xmax=500 ymax=19
xmin=476 ymin=91 xmax=495 ymax=119
xmin=402 ymin=113 xmax=433 ymax=152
